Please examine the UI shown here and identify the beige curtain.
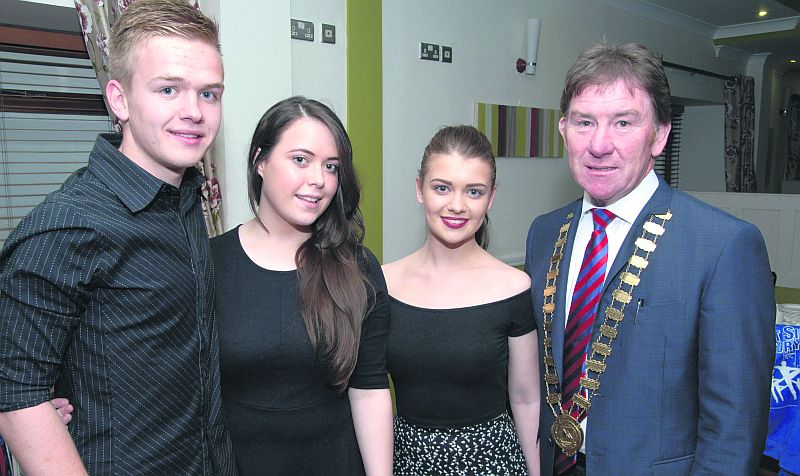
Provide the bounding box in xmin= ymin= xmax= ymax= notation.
xmin=74 ymin=0 xmax=224 ymax=236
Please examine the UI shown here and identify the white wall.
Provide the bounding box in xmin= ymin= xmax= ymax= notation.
xmin=213 ymin=0 xmax=347 ymax=231
xmin=382 ymin=0 xmax=749 ymax=264
xmin=208 ymin=0 xmax=350 ymax=231
xmin=382 ymin=0 xmax=583 ymax=264
xmin=680 ymin=105 xmax=726 ymax=192
xmin=203 ymin=0 xmax=292 ymax=230
xmin=689 ymin=191 xmax=800 ymax=289
xmin=774 ymin=72 xmax=800 ymax=193
xmin=290 ymin=0 xmax=347 ymax=125
xmin=750 ymin=53 xmax=785 ymax=192
xmin=764 ymin=68 xmax=787 ymax=192
xmin=667 ymin=70 xmax=726 ymax=105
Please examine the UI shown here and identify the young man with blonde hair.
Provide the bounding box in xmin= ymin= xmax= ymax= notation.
xmin=0 ymin=1 xmax=234 ymax=474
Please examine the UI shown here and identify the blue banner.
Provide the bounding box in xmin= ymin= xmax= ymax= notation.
xmin=766 ymin=324 xmax=800 ymax=474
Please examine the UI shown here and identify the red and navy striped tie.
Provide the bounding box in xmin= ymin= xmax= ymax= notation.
xmin=555 ymin=208 xmax=615 ymax=474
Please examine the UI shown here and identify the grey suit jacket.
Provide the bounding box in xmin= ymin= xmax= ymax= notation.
xmin=525 ymin=178 xmax=775 ymax=475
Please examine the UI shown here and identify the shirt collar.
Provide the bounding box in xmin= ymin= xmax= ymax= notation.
xmin=88 ymin=133 xmax=204 ymax=213
xmin=580 ymin=170 xmax=659 ymax=224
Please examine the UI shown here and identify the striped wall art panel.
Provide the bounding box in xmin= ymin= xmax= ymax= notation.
xmin=475 ymin=103 xmax=564 ymax=158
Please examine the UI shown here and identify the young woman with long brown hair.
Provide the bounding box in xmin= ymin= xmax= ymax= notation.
xmin=211 ymin=97 xmax=392 ymax=475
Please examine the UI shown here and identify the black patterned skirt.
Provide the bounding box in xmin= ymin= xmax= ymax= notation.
xmin=393 ymin=412 xmax=528 ymax=475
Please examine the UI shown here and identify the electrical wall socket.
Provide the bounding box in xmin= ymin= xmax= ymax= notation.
xmin=420 ymin=42 xmax=440 ymax=61
xmin=441 ymin=46 xmax=452 ymax=63
xmin=290 ymin=19 xmax=314 ymax=41
xmin=321 ymin=23 xmax=336 ymax=44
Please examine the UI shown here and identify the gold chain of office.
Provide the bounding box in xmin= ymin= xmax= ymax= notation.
xmin=541 ymin=209 xmax=672 ymax=456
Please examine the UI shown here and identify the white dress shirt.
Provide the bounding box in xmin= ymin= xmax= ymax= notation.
xmin=564 ymin=170 xmax=659 ymax=453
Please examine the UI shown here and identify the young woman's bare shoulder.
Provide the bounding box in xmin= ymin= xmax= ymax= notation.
xmin=502 ymin=265 xmax=532 ymax=294
xmin=480 ymin=254 xmax=531 ymax=296
xmin=382 ymin=255 xmax=412 ymax=277
xmin=381 ymin=254 xmax=419 ymax=292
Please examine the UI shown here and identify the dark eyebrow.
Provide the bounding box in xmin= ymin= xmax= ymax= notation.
xmin=568 ymin=110 xmax=643 ymax=121
xmin=567 ymin=111 xmax=593 ymax=119
xmin=430 ymin=178 xmax=488 ymax=188
xmin=287 ymin=148 xmax=340 ymax=161
xmin=287 ymin=148 xmax=316 ymax=156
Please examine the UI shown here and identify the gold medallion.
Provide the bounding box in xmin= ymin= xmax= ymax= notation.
xmin=551 ymin=414 xmax=583 ymax=456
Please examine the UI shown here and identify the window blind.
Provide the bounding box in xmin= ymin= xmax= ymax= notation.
xmin=0 ymin=50 xmax=112 ymax=245
xmin=655 ymin=105 xmax=683 ymax=188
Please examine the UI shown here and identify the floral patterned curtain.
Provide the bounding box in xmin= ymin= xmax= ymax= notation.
xmin=723 ymin=75 xmax=757 ymax=192
xmin=786 ymin=94 xmax=800 ymax=181
xmin=74 ymin=0 xmax=224 ymax=236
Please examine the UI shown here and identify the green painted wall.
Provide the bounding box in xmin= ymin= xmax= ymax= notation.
xmin=776 ymin=287 xmax=800 ymax=304
xmin=347 ymin=0 xmax=383 ymax=261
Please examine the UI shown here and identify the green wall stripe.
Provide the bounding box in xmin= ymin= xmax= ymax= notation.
xmin=477 ymin=103 xmax=486 ymax=135
xmin=548 ymin=109 xmax=558 ymax=157
xmin=491 ymin=104 xmax=500 ymax=156
xmin=515 ymin=106 xmax=526 ymax=157
xmin=347 ymin=0 xmax=382 ymax=261
xmin=776 ymin=286 xmax=800 ymax=304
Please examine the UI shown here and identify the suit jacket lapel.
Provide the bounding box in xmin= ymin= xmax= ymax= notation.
xmin=603 ymin=177 xmax=673 ymax=291
xmin=553 ymin=201 xmax=583 ymax=379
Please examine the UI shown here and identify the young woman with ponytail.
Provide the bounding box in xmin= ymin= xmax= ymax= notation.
xmin=383 ymin=125 xmax=541 ymax=475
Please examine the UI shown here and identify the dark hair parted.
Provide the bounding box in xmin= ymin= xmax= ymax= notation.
xmin=419 ymin=125 xmax=496 ymax=249
xmin=247 ymin=96 xmax=370 ymax=392
xmin=109 ymin=0 xmax=220 ymax=88
xmin=560 ymin=42 xmax=672 ymax=126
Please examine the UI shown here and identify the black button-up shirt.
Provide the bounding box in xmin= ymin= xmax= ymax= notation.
xmin=0 ymin=134 xmax=235 ymax=475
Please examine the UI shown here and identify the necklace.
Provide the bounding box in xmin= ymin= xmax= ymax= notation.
xmin=541 ymin=209 xmax=672 ymax=456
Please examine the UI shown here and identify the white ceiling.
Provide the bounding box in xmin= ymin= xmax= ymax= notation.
xmin=608 ymin=0 xmax=800 ymax=69
xmin=644 ymin=0 xmax=798 ymax=26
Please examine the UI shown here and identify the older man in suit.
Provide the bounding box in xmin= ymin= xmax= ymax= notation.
xmin=525 ymin=42 xmax=775 ymax=475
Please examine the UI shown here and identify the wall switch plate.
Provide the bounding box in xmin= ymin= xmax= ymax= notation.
xmin=321 ymin=23 xmax=336 ymax=44
xmin=441 ymin=46 xmax=452 ymax=63
xmin=420 ymin=42 xmax=440 ymax=61
xmin=290 ymin=19 xmax=314 ymax=41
